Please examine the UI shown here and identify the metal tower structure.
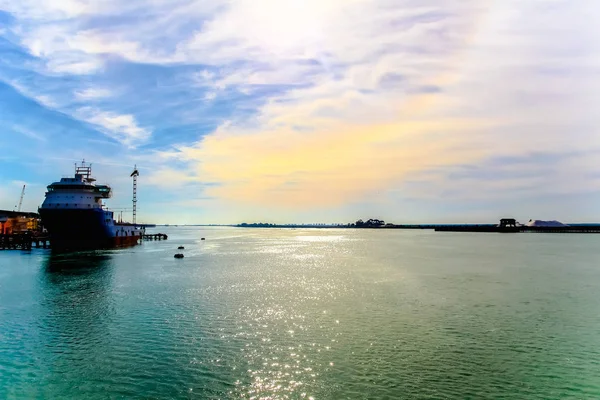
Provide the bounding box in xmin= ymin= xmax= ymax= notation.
xmin=17 ymin=185 xmax=25 ymax=212
xmin=130 ymin=166 xmax=139 ymax=225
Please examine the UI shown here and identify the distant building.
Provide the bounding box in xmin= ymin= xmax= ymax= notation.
xmin=525 ymin=219 xmax=567 ymax=227
xmin=498 ymin=218 xmax=517 ymax=228
xmin=0 ymin=210 xmax=40 ymax=234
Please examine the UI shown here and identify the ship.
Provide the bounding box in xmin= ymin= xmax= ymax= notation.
xmin=39 ymin=162 xmax=144 ymax=250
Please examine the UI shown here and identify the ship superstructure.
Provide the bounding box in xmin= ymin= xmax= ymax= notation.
xmin=39 ymin=162 xmax=143 ymax=249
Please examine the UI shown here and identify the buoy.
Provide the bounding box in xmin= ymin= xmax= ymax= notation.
xmin=174 ymin=253 xmax=184 ymax=258
xmin=178 ymin=246 xmax=184 ymax=249
xmin=201 ymin=238 xmax=205 ymax=240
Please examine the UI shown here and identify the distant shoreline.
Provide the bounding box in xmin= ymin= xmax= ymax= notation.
xmin=155 ymin=223 xmax=600 ymax=230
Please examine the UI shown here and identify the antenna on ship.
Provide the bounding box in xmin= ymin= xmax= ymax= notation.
xmin=130 ymin=165 xmax=139 ymax=225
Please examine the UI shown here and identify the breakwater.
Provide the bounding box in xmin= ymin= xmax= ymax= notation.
xmin=521 ymin=225 xmax=600 ymax=233
xmin=391 ymin=224 xmax=600 ymax=233
xmin=435 ymin=225 xmax=519 ymax=233
xmin=235 ymin=222 xmax=600 ymax=233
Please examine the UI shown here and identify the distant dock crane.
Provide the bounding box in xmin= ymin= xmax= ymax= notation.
xmin=15 ymin=185 xmax=25 ymax=212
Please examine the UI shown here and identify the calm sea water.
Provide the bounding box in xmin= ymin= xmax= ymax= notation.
xmin=1 ymin=227 xmax=599 ymax=399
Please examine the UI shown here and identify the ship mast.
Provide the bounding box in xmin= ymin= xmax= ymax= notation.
xmin=75 ymin=159 xmax=93 ymax=181
xmin=130 ymin=165 xmax=139 ymax=225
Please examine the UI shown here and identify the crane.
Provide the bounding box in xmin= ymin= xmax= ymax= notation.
xmin=130 ymin=166 xmax=139 ymax=225
xmin=17 ymin=185 xmax=25 ymax=212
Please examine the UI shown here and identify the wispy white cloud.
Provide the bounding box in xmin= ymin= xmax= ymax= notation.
xmin=143 ymin=0 xmax=600 ymax=213
xmin=2 ymin=78 xmax=149 ymax=147
xmin=47 ymin=58 xmax=104 ymax=75
xmin=3 ymin=79 xmax=59 ymax=108
xmin=10 ymin=125 xmax=47 ymax=142
xmin=10 ymin=180 xmax=29 ymax=188
xmin=74 ymin=87 xmax=113 ymax=100
xmin=1 ymin=0 xmax=600 ymax=221
xmin=75 ymin=107 xmax=151 ymax=148
xmin=1 ymin=0 xmax=221 ymax=73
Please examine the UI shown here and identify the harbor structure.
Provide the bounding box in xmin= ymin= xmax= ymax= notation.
xmin=0 ymin=232 xmax=50 ymax=250
xmin=0 ymin=210 xmax=39 ymax=235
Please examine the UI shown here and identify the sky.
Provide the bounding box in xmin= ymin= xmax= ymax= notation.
xmin=0 ymin=0 xmax=599 ymax=224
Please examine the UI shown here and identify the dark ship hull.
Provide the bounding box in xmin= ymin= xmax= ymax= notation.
xmin=39 ymin=208 xmax=140 ymax=250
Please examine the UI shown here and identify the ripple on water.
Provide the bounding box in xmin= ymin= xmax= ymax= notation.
xmin=1 ymin=229 xmax=600 ymax=399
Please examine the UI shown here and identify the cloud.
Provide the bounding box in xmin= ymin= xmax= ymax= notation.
xmin=143 ymin=0 xmax=600 ymax=214
xmin=3 ymin=79 xmax=59 ymax=108
xmin=0 ymin=0 xmax=221 ymax=73
xmin=144 ymin=166 xmax=199 ymax=188
xmin=47 ymin=58 xmax=104 ymax=75
xmin=75 ymin=107 xmax=151 ymax=147
xmin=10 ymin=180 xmax=28 ymax=188
xmin=74 ymin=87 xmax=113 ymax=100
xmin=1 ymin=0 xmax=600 ymax=221
xmin=184 ymin=118 xmax=492 ymax=208
xmin=1 ymin=78 xmax=150 ymax=147
xmin=401 ymin=150 xmax=600 ymax=203
xmin=10 ymin=125 xmax=47 ymax=142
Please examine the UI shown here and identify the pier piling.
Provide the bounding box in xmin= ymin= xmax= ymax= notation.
xmin=142 ymin=233 xmax=168 ymax=241
xmin=0 ymin=233 xmax=50 ymax=250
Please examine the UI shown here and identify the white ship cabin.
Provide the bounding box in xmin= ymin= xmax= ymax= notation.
xmin=42 ymin=163 xmax=112 ymax=210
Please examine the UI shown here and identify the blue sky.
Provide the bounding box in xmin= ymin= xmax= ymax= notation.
xmin=1 ymin=0 xmax=599 ymax=224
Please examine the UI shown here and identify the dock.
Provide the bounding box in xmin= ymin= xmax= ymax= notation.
xmin=142 ymin=233 xmax=168 ymax=240
xmin=0 ymin=233 xmax=50 ymax=250
xmin=435 ymin=218 xmax=520 ymax=233
xmin=1 ymin=232 xmax=169 ymax=250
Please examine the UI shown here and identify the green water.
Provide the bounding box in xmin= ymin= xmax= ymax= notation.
xmin=1 ymin=227 xmax=599 ymax=399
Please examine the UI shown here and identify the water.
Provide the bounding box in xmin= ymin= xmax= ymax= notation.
xmin=1 ymin=227 xmax=600 ymax=399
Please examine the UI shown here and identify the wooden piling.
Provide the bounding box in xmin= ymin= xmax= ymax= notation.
xmin=142 ymin=233 xmax=168 ymax=241
xmin=0 ymin=232 xmax=47 ymax=250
